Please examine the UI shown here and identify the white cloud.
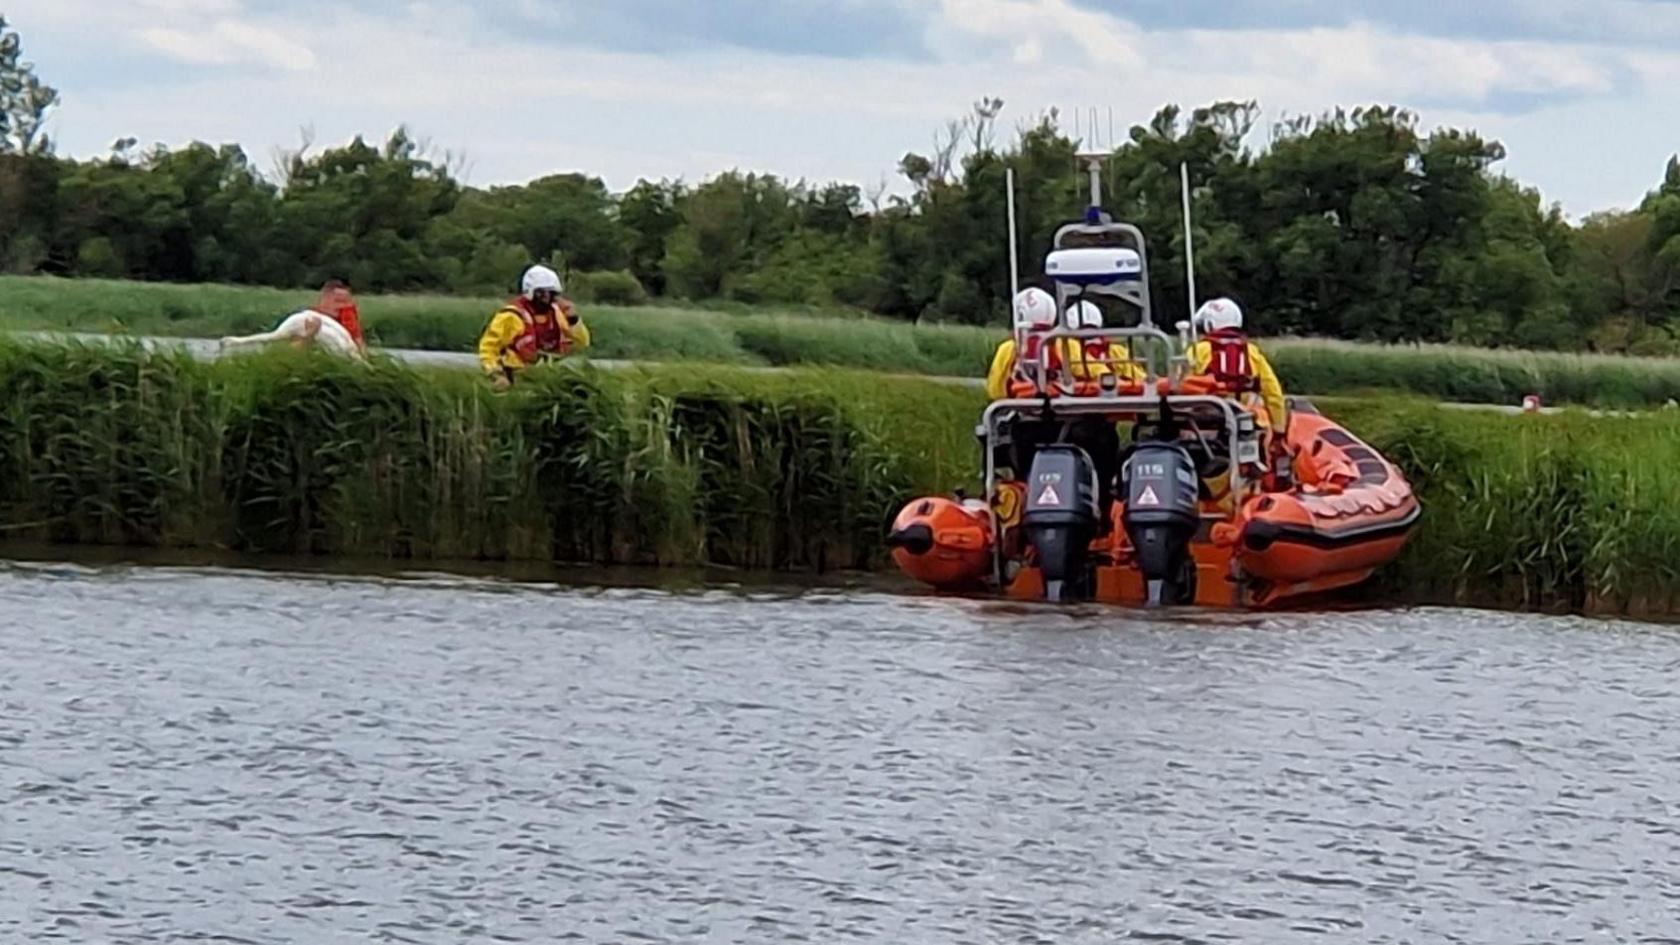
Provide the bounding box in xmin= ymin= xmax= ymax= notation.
xmin=12 ymin=0 xmax=1680 ymax=217
xmin=139 ymin=20 xmax=318 ymax=72
xmin=1177 ymin=22 xmax=1619 ymax=103
xmin=136 ymin=0 xmax=242 ymax=13
xmin=932 ymin=0 xmax=1146 ymax=70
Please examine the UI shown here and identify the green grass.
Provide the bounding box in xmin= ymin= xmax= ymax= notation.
xmin=5 ymin=335 xmax=1680 ymax=614
xmin=16 ymin=273 xmax=1680 ymax=409
xmin=1321 ymin=395 xmax=1680 ymax=615
xmin=0 ymin=337 xmax=976 ymax=572
xmin=1270 ymin=338 xmax=1680 ymax=410
xmin=0 ymin=275 xmax=996 ymax=378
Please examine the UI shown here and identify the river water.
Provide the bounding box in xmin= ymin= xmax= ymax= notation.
xmin=2 ymin=559 xmax=1678 ymax=943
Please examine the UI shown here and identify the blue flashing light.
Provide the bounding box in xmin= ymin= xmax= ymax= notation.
xmin=1084 ymin=206 xmax=1102 ymax=224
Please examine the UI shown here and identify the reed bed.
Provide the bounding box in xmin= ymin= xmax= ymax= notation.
xmin=1324 ymin=396 xmax=1680 ymax=615
xmin=6 ymin=337 xmax=1680 ymax=615
xmin=0 ymin=338 xmax=974 ymax=572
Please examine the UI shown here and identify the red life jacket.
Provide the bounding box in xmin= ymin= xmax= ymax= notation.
xmin=1008 ymin=332 xmax=1064 ymax=393
xmin=1203 ymin=328 xmax=1257 ymax=391
xmin=332 ymin=304 xmax=365 ymax=348
xmin=506 ymin=297 xmax=568 ymax=364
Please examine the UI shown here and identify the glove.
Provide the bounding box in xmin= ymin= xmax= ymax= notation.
xmin=489 ymin=372 xmax=512 ymax=393
xmin=559 ymin=299 xmax=579 ymax=326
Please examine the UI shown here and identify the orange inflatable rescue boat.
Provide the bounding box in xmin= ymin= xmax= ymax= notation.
xmin=888 ymin=385 xmax=1419 ymax=608
xmin=887 ymin=213 xmax=1418 ymax=608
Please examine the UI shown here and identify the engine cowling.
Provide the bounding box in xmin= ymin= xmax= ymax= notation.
xmin=1023 ymin=447 xmax=1101 ymax=602
xmin=1121 ymin=443 xmax=1201 ymax=606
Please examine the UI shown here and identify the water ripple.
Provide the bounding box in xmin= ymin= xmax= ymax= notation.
xmin=1 ymin=565 xmax=1678 ymax=942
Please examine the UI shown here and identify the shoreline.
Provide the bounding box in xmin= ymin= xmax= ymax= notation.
xmin=1 ymin=337 xmax=1677 ymax=618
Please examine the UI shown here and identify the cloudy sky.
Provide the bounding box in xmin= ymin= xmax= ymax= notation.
xmin=8 ymin=0 xmax=1680 ymax=216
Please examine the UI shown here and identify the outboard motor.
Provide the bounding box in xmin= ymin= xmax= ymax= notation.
xmin=1121 ymin=443 xmax=1201 ymax=606
xmin=1023 ymin=447 xmax=1101 ymax=602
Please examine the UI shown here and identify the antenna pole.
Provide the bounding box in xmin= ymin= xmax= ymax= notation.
xmin=1180 ymin=162 xmax=1198 ymax=338
xmin=1006 ymin=166 xmax=1020 ymax=303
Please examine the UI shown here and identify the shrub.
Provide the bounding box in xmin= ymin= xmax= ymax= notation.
xmin=570 ymin=269 xmax=650 ymax=306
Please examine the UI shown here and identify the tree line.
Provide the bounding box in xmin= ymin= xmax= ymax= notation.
xmin=4 ymin=17 xmax=1680 ymax=351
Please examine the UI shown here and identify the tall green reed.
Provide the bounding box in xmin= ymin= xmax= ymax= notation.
xmin=1334 ymin=397 xmax=1680 ymax=614
xmin=0 ymin=340 xmax=225 ymax=546
xmin=10 ymin=336 xmax=1680 ymax=616
xmin=0 ymin=340 xmax=940 ymax=574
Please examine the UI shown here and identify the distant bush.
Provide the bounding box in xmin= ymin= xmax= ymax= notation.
xmin=571 ymin=269 xmax=650 ymax=306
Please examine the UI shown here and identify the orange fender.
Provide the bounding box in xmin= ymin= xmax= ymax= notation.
xmin=888 ymin=497 xmax=995 ymax=590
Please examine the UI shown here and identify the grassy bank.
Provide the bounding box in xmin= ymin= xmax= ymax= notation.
xmin=1319 ymin=395 xmax=1680 ymax=616
xmin=0 ymin=339 xmax=979 ymax=571
xmin=11 ymin=276 xmax=1680 ymax=409
xmin=0 ymin=275 xmax=998 ymax=378
xmin=5 ymin=338 xmax=1680 ymax=614
xmin=5 ymin=338 xmax=1680 ymax=615
xmin=1270 ymin=339 xmax=1680 ymax=411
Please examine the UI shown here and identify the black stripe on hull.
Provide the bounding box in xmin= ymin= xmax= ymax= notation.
xmin=1244 ymin=503 xmax=1422 ymax=553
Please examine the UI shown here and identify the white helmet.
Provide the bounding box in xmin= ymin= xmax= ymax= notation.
xmin=1195 ymin=297 xmax=1243 ymax=333
xmin=1012 ymin=288 xmax=1057 ymax=330
xmin=521 ymin=264 xmax=563 ymax=299
xmin=1068 ymin=300 xmax=1104 ymax=330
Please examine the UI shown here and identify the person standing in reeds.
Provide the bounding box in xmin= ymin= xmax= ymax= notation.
xmin=218 ymin=279 xmax=367 ymax=359
xmin=478 ymin=265 xmax=591 ymax=391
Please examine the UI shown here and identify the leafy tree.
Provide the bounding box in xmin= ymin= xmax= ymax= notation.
xmin=0 ymin=16 xmax=58 ymax=155
xmin=1639 ymin=157 xmax=1680 ymax=318
xmin=1253 ymin=108 xmax=1506 ymax=342
xmin=9 ymin=82 xmax=1680 ymax=355
xmin=0 ymin=150 xmax=57 ymax=272
xmin=738 ymin=229 xmax=886 ymax=307
xmin=449 ymin=172 xmax=629 ymax=274
xmin=618 ymin=179 xmax=684 ymax=295
xmin=1572 ymin=211 xmax=1658 ymax=329
xmin=272 ymin=128 xmax=459 ymax=290
xmin=662 ymin=172 xmax=797 ymax=299
xmin=1105 ymin=102 xmax=1260 ymax=328
xmin=799 ymin=182 xmax=865 ymax=236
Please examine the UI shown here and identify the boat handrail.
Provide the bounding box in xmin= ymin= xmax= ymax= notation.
xmin=984 ymin=388 xmax=1248 ymax=487
xmin=1022 ymin=326 xmax=1178 ymax=392
xmin=979 ymin=392 xmax=1251 ymax=583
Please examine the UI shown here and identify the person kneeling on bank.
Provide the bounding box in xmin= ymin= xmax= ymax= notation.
xmin=478 ymin=264 xmax=591 ymax=391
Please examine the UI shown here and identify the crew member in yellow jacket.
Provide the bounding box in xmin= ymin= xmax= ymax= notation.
xmin=478 ymin=264 xmax=591 ymax=391
xmin=985 ymin=291 xmax=1145 ymax=399
xmin=985 ymin=288 xmax=1058 ymax=399
xmin=1187 ymin=297 xmax=1287 ymax=433
xmin=1063 ymin=300 xmax=1145 ymax=386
